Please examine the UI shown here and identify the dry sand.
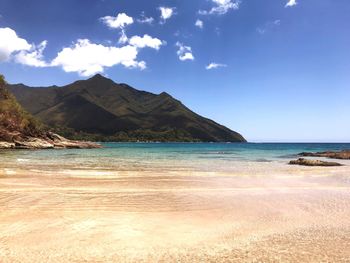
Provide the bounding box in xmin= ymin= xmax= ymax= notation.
xmin=1 ymin=166 xmax=350 ymax=262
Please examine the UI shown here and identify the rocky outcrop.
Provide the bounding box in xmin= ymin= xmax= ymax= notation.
xmin=289 ymin=158 xmax=342 ymax=167
xmin=0 ymin=142 xmax=15 ymax=149
xmin=299 ymin=150 xmax=350 ymax=160
xmin=46 ymin=133 xmax=101 ymax=149
xmin=0 ymin=132 xmax=101 ymax=149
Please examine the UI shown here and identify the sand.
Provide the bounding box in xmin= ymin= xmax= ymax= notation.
xmin=1 ymin=166 xmax=350 ymax=262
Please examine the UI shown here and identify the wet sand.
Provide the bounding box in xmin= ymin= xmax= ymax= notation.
xmin=1 ymin=166 xmax=350 ymax=262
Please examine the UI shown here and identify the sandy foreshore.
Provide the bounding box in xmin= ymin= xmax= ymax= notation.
xmin=1 ymin=166 xmax=350 ymax=262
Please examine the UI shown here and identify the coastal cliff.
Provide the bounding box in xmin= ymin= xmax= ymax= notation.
xmin=0 ymin=75 xmax=100 ymax=149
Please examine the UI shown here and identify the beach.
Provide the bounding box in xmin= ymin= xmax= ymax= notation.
xmin=1 ymin=0 xmax=349 ymax=260
xmin=1 ymin=143 xmax=350 ymax=262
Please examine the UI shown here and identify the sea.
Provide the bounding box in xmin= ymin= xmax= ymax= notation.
xmin=1 ymin=143 xmax=349 ymax=175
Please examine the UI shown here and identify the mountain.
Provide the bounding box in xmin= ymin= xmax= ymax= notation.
xmin=7 ymin=74 xmax=246 ymax=142
xmin=0 ymin=74 xmax=100 ymax=149
xmin=0 ymin=74 xmax=44 ymax=141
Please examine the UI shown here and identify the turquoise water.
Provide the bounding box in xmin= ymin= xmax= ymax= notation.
xmin=1 ymin=143 xmax=349 ymax=173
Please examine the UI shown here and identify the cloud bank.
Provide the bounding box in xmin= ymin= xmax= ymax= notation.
xmin=51 ymin=39 xmax=147 ymax=77
xmin=0 ymin=27 xmax=31 ymax=62
xmin=128 ymin=35 xmax=164 ymax=50
xmin=15 ymin=41 xmax=49 ymax=67
xmin=0 ymin=27 xmax=48 ymax=67
xmin=52 ymin=34 xmax=165 ymax=76
xmin=0 ymin=26 xmax=165 ymax=76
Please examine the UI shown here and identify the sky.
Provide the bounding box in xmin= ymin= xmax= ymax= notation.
xmin=0 ymin=0 xmax=349 ymax=142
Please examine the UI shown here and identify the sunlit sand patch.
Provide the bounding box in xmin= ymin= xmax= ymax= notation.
xmin=58 ymin=169 xmax=119 ymax=178
xmin=16 ymin=158 xmax=30 ymax=162
xmin=2 ymin=168 xmax=16 ymax=175
xmin=71 ymin=219 xmax=99 ymax=232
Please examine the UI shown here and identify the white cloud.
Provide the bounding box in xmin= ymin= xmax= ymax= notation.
xmin=15 ymin=40 xmax=49 ymax=67
xmin=159 ymin=7 xmax=175 ymax=23
xmin=137 ymin=13 xmax=154 ymax=24
xmin=129 ymin=35 xmax=164 ymax=50
xmin=136 ymin=61 xmax=147 ymax=70
xmin=176 ymin=42 xmax=194 ymax=61
xmin=118 ymin=30 xmax=129 ymax=44
xmin=206 ymin=62 xmax=227 ymax=70
xmin=0 ymin=27 xmax=49 ymax=67
xmin=195 ymin=19 xmax=204 ymax=29
xmin=51 ymin=39 xmax=146 ymax=76
xmin=0 ymin=27 xmax=31 ymax=62
xmin=257 ymin=20 xmax=281 ymax=34
xmin=285 ymin=0 xmax=297 ymax=7
xmin=100 ymin=13 xmax=134 ymax=29
xmin=199 ymin=0 xmax=240 ymax=15
xmin=100 ymin=13 xmax=134 ymax=44
xmin=0 ymin=26 xmax=164 ymax=76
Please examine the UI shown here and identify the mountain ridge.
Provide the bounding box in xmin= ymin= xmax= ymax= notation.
xmin=7 ymin=74 xmax=246 ymax=142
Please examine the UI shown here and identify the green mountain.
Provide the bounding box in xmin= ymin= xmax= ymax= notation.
xmin=7 ymin=74 xmax=246 ymax=142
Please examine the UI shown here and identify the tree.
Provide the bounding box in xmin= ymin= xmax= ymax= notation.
xmin=0 ymin=74 xmax=5 ymax=85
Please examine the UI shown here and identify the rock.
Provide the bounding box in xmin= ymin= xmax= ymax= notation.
xmin=0 ymin=142 xmax=15 ymax=149
xmin=299 ymin=150 xmax=350 ymax=160
xmin=53 ymin=139 xmax=101 ymax=149
xmin=14 ymin=138 xmax=54 ymax=149
xmin=289 ymin=158 xmax=342 ymax=167
xmin=0 ymin=133 xmax=101 ymax=150
xmin=46 ymin=132 xmax=101 ymax=149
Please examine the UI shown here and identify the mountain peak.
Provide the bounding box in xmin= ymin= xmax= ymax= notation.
xmin=85 ymin=74 xmax=115 ymax=86
xmin=89 ymin=73 xmax=108 ymax=80
xmin=159 ymin=92 xmax=172 ymax=97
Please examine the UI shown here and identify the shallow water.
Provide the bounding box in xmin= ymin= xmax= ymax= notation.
xmin=1 ymin=143 xmax=350 ymax=173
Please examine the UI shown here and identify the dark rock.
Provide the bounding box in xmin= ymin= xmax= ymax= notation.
xmin=289 ymin=158 xmax=342 ymax=167
xmin=298 ymin=150 xmax=350 ymax=160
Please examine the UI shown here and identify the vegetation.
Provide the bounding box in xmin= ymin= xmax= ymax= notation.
xmin=53 ymin=126 xmax=201 ymax=142
xmin=0 ymin=74 xmax=44 ymax=141
xmin=8 ymin=74 xmax=246 ymax=142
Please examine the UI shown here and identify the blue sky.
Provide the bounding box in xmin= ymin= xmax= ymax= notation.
xmin=0 ymin=0 xmax=349 ymax=142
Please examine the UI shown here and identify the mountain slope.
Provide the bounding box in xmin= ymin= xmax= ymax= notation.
xmin=0 ymin=74 xmax=100 ymax=149
xmin=0 ymin=75 xmax=44 ymax=141
xmin=7 ymin=74 xmax=246 ymax=142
